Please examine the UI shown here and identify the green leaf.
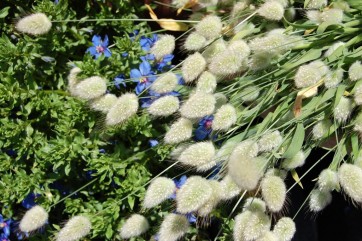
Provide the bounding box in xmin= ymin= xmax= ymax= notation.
xmin=333 ymin=84 xmax=346 ymax=109
xmin=291 ymin=170 xmax=304 ymax=189
xmin=281 ymin=49 xmax=322 ymax=72
xmin=283 ymin=123 xmax=305 ymax=159
xmin=0 ymin=7 xmax=10 ymax=18
xmin=351 ymin=134 xmax=359 ymax=160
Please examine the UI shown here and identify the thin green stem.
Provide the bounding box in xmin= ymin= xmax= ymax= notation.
xmin=52 ymin=18 xmax=199 ymax=23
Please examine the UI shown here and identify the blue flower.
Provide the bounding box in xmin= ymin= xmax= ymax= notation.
xmin=185 ymin=213 xmax=197 ymax=224
xmin=130 ymin=61 xmax=156 ymax=95
xmin=140 ymin=34 xmax=158 ymax=52
xmin=194 ymin=115 xmax=214 ymax=141
xmin=140 ymin=53 xmax=156 ymax=62
xmin=21 ymin=193 xmax=40 ymax=209
xmin=0 ymin=233 xmax=10 ymax=241
xmin=208 ymin=163 xmax=222 ymax=180
xmin=169 ymin=175 xmax=187 ymax=200
xmin=0 ymin=216 xmax=11 ymax=238
xmin=86 ymin=35 xmax=111 ymax=59
xmin=149 ymin=139 xmax=159 ymax=147
xmin=114 ymin=74 xmax=126 ymax=89
xmin=156 ymin=54 xmax=174 ymax=71
xmin=140 ymin=91 xmax=180 ymax=108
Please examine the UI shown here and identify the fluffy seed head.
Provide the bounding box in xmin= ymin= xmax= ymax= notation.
xmin=234 ymin=210 xmax=271 ymax=241
xmin=243 ymin=197 xmax=267 ymax=213
xmin=144 ymin=177 xmax=176 ymax=208
xmin=151 ymin=73 xmax=178 ymax=94
xmin=220 ymin=175 xmax=242 ymax=200
xmin=198 ymin=180 xmax=223 ymax=216
xmin=16 ymin=13 xmax=52 ymax=35
xmin=90 ymin=94 xmax=117 ymax=113
xmin=306 ymin=10 xmax=322 ymax=23
xmin=333 ymin=96 xmax=353 ymax=123
xmin=214 ymin=93 xmax=228 ymax=109
xmin=56 ymin=216 xmax=91 ymax=241
xmin=312 ymin=119 xmax=332 ymax=139
xmin=212 ymin=104 xmax=237 ymax=131
xmin=320 ymin=8 xmax=343 ymax=24
xmin=354 ymin=151 xmax=362 ymax=168
xmin=250 ymin=35 xmax=289 ymax=57
xmin=68 ymin=67 xmax=82 ymax=96
xmin=164 ymin=118 xmax=193 ymax=144
xmin=325 ymin=42 xmax=345 ymax=57
xmin=294 ymin=64 xmax=322 ymax=88
xmin=240 ymin=85 xmax=260 ymax=102
xmin=349 ymin=61 xmax=362 ymax=81
xmin=209 ymin=50 xmax=246 ymax=77
xmin=202 ymin=39 xmax=227 ymax=63
xmin=180 ymin=92 xmax=215 ymax=118
xmin=324 ymin=69 xmax=344 ymax=88
xmin=353 ymin=111 xmax=362 ymax=134
xmin=182 ymin=52 xmax=207 ymax=83
xmin=258 ymin=130 xmax=283 ymax=152
xmin=178 ymin=142 xmax=216 ymax=171
xmin=228 ymin=155 xmax=266 ymax=190
xmin=150 ymin=35 xmax=176 ymax=60
xmin=249 ymin=53 xmax=271 ymax=70
xmin=120 ymin=214 xmax=149 ymax=239
xmin=256 ymin=231 xmax=279 ymax=241
xmin=338 ymin=163 xmax=362 ymax=202
xmin=309 ymin=189 xmax=332 ymax=212
xmin=272 ymin=217 xmax=296 ymax=241
xmin=228 ymin=40 xmax=251 ymax=60
xmin=354 ymin=84 xmax=362 ymax=106
xmin=266 ymin=168 xmax=288 ymax=179
xmin=261 ymin=175 xmax=286 ymax=212
xmin=105 ymin=93 xmax=139 ymax=126
xmin=318 ymin=169 xmax=339 ymax=192
xmin=196 ymin=71 xmax=217 ymax=94
xmin=258 ymin=1 xmax=285 ymax=21
xmin=184 ymin=32 xmax=207 ymax=51
xmin=305 ymin=0 xmax=327 ymax=8
xmin=282 ymin=150 xmax=307 ymax=169
xmin=172 ymin=0 xmax=189 ymax=8
xmin=231 ymin=1 xmax=250 ymax=17
xmin=19 ymin=205 xmax=48 ymax=232
xmin=309 ymin=60 xmax=330 ymax=76
xmin=148 ymin=95 xmax=180 ymax=117
xmin=195 ymin=15 xmax=222 ymax=40
xmin=158 ymin=213 xmax=189 ymax=241
xmin=176 ymin=176 xmax=213 ymax=213
xmin=73 ymin=76 xmax=107 ymax=100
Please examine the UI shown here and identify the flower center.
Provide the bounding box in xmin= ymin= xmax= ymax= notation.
xmin=96 ymin=45 xmax=105 ymax=53
xmin=0 ymin=222 xmax=5 ymax=228
xmin=140 ymin=77 xmax=148 ymax=83
xmin=205 ymin=120 xmax=213 ymax=129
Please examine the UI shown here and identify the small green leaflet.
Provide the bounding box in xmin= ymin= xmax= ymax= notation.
xmin=283 ymin=123 xmax=305 ymax=159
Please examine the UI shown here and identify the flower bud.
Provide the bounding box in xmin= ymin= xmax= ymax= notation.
xmin=318 ymin=169 xmax=339 ymax=192
xmin=309 ymin=189 xmax=332 ymax=212
xmin=180 ymin=92 xmax=215 ymax=118
xmin=56 ymin=216 xmax=91 ymax=241
xmin=258 ymin=1 xmax=285 ymax=21
xmin=282 ymin=150 xmax=307 ymax=169
xmin=184 ymin=32 xmax=207 ymax=51
xmin=120 ymin=214 xmax=149 ymax=239
xmin=333 ymin=96 xmax=353 ymax=123
xmin=272 ymin=217 xmax=296 ymax=241
xmin=151 ymin=73 xmax=178 ymax=94
xmin=294 ymin=64 xmax=322 ymax=88
xmin=261 ymin=175 xmax=286 ymax=212
xmin=176 ymin=176 xmax=213 ymax=213
xmin=19 ymin=205 xmax=48 ymax=232
xmin=164 ymin=118 xmax=193 ymax=144
xmin=16 ymin=13 xmax=52 ymax=35
xmin=182 ymin=52 xmax=207 ymax=83
xmin=212 ymin=104 xmax=237 ymax=131
xmin=338 ymin=163 xmax=362 ymax=202
xmin=349 ymin=61 xmax=362 ymax=81
xmin=148 ymin=95 xmax=180 ymax=117
xmin=178 ymin=142 xmax=216 ymax=171
xmin=195 ymin=15 xmax=222 ymax=40
xmin=90 ymin=94 xmax=117 ymax=113
xmin=144 ymin=177 xmax=176 ymax=208
xmin=196 ymin=71 xmax=217 ymax=94
xmin=258 ymin=130 xmax=283 ymax=152
xmin=158 ymin=213 xmax=189 ymax=241
xmin=105 ymin=93 xmax=139 ymax=126
xmin=150 ymin=35 xmax=175 ymax=60
xmin=73 ymin=76 xmax=107 ymax=100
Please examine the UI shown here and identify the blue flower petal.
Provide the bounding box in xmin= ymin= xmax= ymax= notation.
xmin=174 ymin=175 xmax=187 ymax=189
xmin=92 ymin=35 xmax=102 ymax=46
xmin=103 ymin=35 xmax=109 ymax=47
xmin=139 ymin=61 xmax=152 ymax=76
xmin=86 ymin=46 xmax=97 ymax=56
xmin=135 ymin=82 xmax=146 ymax=95
xmin=194 ymin=127 xmax=211 ymax=141
xmin=104 ymin=49 xmax=112 ymax=57
xmin=149 ymin=140 xmax=159 ymax=147
xmin=130 ymin=69 xmax=142 ymax=80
